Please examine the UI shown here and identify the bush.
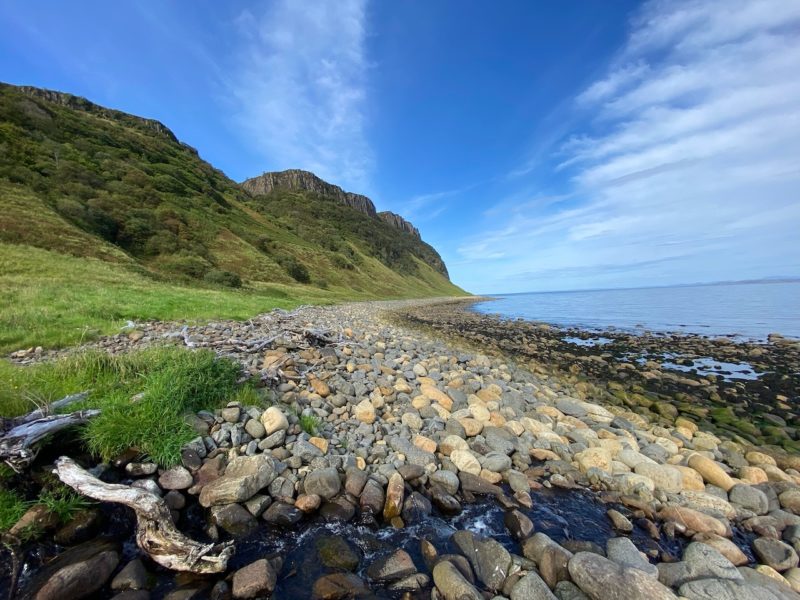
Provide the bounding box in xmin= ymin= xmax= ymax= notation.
xmin=156 ymin=253 xmax=210 ymax=279
xmin=204 ymin=269 xmax=242 ymax=288
xmin=277 ymin=255 xmax=310 ymax=283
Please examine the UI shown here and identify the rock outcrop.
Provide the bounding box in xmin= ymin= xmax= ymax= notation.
xmin=378 ymin=211 xmax=420 ymax=238
xmin=241 ymin=169 xmax=421 ymax=239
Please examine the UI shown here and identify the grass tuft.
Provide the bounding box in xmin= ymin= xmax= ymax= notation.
xmin=0 ymin=488 xmax=28 ymax=533
xmin=299 ymin=413 xmax=321 ymax=436
xmin=37 ymin=485 xmax=92 ymax=523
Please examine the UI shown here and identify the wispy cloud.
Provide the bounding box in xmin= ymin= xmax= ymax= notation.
xmin=458 ymin=0 xmax=800 ymax=293
xmin=402 ymin=184 xmax=479 ymax=222
xmin=229 ymin=0 xmax=370 ymax=190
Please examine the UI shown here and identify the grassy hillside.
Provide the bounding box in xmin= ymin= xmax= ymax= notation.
xmin=0 ymin=83 xmax=466 ymax=351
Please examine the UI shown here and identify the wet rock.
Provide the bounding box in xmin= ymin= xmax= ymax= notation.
xmin=316 ymin=535 xmax=360 ymax=571
xmin=110 ymin=592 xmax=150 ymax=600
xmin=678 ymin=578 xmax=787 ymax=599
xmin=458 ymin=472 xmax=502 ymax=496
xmin=320 ymin=497 xmax=356 ymax=522
xmin=510 ymin=572 xmax=557 ymax=599
xmin=402 ymin=491 xmax=432 ymax=523
xmin=554 ymin=580 xmax=590 ymax=599
xmin=692 ymin=533 xmax=749 ymax=566
xmin=607 ymin=509 xmax=633 ymax=533
xmin=452 ymin=529 xmax=512 ymax=591
xmin=451 ymin=449 xmax=481 ymax=475
xmin=432 ymin=561 xmax=482 ymax=600
xmin=383 ymin=472 xmax=405 ymax=520
xmin=199 ymin=454 xmax=278 ymax=507
xmin=606 ymin=537 xmax=657 ymax=578
xmin=295 ymin=493 xmax=321 ymax=513
xmin=505 ymin=509 xmax=535 ymax=540
xmin=10 ymin=503 xmax=59 ymax=536
xmin=359 ymin=479 xmax=385 ymax=514
xmin=568 ymin=552 xmax=678 ymax=600
xmin=53 ymin=509 xmax=101 ymax=545
xmin=232 ymin=559 xmax=277 ymax=599
xmin=430 ymin=470 xmax=460 ymax=495
xmin=388 ymin=572 xmax=429 ymax=592
xmin=262 ymin=502 xmax=302 ymax=526
xmin=21 ymin=539 xmax=120 ymax=600
xmin=753 ymin=538 xmax=799 ymax=572
xmin=366 ymin=549 xmax=416 ymax=582
xmin=126 ymin=462 xmax=158 ymax=477
xmin=429 ymin=484 xmax=462 ymax=514
xmin=311 ymin=573 xmax=371 ymax=599
xmin=304 ymin=467 xmax=341 ymax=500
xmin=658 ymin=505 xmax=730 ymax=536
xmin=212 ymin=503 xmax=258 ymax=537
xmin=111 ymin=558 xmax=149 ymax=591
xmin=657 ymin=542 xmax=741 ymax=588
xmin=522 ymin=533 xmax=573 ymax=588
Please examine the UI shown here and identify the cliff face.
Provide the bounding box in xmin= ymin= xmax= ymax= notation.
xmin=378 ymin=211 xmax=420 ymax=238
xmin=242 ymin=169 xmax=377 ymax=218
xmin=16 ymin=85 xmax=182 ymax=145
xmin=242 ymin=169 xmax=421 ymax=239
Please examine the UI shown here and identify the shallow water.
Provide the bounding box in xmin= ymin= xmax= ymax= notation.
xmin=474 ymin=281 xmax=800 ymax=340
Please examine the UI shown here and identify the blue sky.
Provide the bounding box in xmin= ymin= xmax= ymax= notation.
xmin=2 ymin=0 xmax=799 ymax=293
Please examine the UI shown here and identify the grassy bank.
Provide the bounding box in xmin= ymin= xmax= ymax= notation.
xmin=0 ymin=243 xmax=466 ymax=353
xmin=0 ymin=346 xmax=249 ymax=465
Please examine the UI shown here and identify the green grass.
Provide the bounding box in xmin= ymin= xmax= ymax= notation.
xmin=0 ymin=488 xmax=28 ymax=533
xmin=299 ymin=413 xmax=321 ymax=436
xmin=0 ymin=243 xmax=321 ymax=353
xmin=37 ymin=485 xmax=92 ymax=523
xmin=1 ymin=346 xmax=243 ymax=466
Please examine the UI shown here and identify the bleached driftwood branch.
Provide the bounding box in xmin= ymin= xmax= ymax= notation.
xmin=0 ymin=396 xmax=98 ymax=472
xmin=54 ymin=456 xmax=233 ymax=573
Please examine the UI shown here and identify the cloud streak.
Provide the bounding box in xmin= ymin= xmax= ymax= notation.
xmin=458 ymin=0 xmax=800 ymax=293
xmin=229 ymin=0 xmax=370 ymax=190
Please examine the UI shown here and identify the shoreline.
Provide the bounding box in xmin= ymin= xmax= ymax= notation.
xmin=396 ymin=298 xmax=800 ymax=453
xmin=3 ymin=297 xmax=800 ymax=599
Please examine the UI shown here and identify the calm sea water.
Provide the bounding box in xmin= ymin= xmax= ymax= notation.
xmin=472 ymin=281 xmax=800 ymax=340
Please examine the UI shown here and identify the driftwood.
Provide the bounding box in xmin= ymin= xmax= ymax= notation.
xmin=54 ymin=456 xmax=233 ymax=573
xmin=0 ymin=393 xmax=98 ymax=472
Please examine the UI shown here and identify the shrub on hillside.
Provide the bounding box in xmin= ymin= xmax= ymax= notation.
xmin=277 ymin=255 xmax=310 ymax=283
xmin=204 ymin=269 xmax=242 ymax=288
xmin=156 ymin=252 xmax=210 ymax=279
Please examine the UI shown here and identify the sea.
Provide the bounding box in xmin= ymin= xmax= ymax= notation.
xmin=472 ymin=281 xmax=800 ymax=341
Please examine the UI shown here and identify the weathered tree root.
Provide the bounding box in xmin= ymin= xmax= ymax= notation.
xmin=0 ymin=393 xmax=98 ymax=472
xmin=54 ymin=456 xmax=234 ymax=573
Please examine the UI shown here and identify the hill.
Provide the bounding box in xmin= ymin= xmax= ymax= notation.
xmin=0 ymin=83 xmax=465 ymax=351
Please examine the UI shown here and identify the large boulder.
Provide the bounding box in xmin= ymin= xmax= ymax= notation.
xmin=199 ymin=454 xmax=279 ymax=507
xmin=568 ymin=552 xmax=678 ymax=600
xmin=304 ymin=467 xmax=341 ymax=500
xmin=21 ymin=540 xmax=120 ymax=600
xmin=432 ymin=561 xmax=482 ymax=600
xmin=452 ymin=530 xmax=512 ymax=591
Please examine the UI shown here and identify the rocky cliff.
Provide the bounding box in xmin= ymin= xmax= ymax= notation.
xmin=242 ymin=169 xmax=377 ymax=218
xmin=241 ymin=169 xmax=421 ymax=239
xmin=378 ymin=211 xmax=420 ymax=238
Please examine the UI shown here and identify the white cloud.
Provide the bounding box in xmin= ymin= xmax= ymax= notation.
xmin=229 ymin=0 xmax=370 ymax=190
xmin=457 ymin=0 xmax=800 ymax=293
